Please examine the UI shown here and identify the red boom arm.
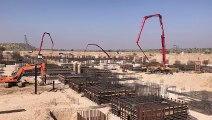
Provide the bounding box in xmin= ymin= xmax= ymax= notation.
xmin=136 ymin=14 xmax=166 ymax=65
xmin=85 ymin=44 xmax=110 ymax=58
xmin=38 ymin=32 xmax=54 ymax=56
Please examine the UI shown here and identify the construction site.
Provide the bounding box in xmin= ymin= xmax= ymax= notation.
xmin=0 ymin=1 xmax=212 ymax=120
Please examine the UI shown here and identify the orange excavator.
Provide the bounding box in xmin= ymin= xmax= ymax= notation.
xmin=0 ymin=63 xmax=46 ymax=88
xmin=0 ymin=32 xmax=54 ymax=87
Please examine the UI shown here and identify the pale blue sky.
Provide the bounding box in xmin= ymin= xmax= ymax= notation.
xmin=0 ymin=0 xmax=211 ymax=50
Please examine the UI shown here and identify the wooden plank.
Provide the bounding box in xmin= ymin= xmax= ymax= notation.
xmin=0 ymin=109 xmax=26 ymax=114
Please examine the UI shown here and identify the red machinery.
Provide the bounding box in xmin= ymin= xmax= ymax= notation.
xmin=38 ymin=32 xmax=54 ymax=58
xmin=136 ymin=14 xmax=166 ymax=65
xmin=85 ymin=44 xmax=110 ymax=58
xmin=0 ymin=63 xmax=46 ymax=87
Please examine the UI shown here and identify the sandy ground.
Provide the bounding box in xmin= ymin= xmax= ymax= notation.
xmin=0 ymin=84 xmax=120 ymax=120
xmin=1 ymin=65 xmax=17 ymax=76
xmin=0 ymin=65 xmax=120 ymax=120
xmin=135 ymin=72 xmax=212 ymax=91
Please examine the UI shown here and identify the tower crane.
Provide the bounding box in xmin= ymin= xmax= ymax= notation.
xmin=24 ymin=35 xmax=33 ymax=53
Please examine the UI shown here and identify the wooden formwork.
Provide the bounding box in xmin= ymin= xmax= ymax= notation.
xmin=111 ymin=95 xmax=189 ymax=120
xmin=195 ymin=61 xmax=201 ymax=73
xmin=77 ymin=109 xmax=106 ymax=120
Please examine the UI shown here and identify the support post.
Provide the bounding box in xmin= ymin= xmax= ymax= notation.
xmin=44 ymin=75 xmax=47 ymax=84
xmin=35 ymin=64 xmax=37 ymax=94
xmin=53 ymin=81 xmax=55 ymax=90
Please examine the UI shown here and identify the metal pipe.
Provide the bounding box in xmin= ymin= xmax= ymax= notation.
xmin=53 ymin=81 xmax=55 ymax=90
xmin=38 ymin=32 xmax=54 ymax=56
xmin=85 ymin=44 xmax=110 ymax=59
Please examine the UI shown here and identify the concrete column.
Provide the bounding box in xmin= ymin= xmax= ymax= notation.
xmin=78 ymin=63 xmax=81 ymax=74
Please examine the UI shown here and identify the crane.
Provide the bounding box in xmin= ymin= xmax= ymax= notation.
xmin=24 ymin=35 xmax=33 ymax=53
xmin=85 ymin=44 xmax=110 ymax=59
xmin=24 ymin=35 xmax=28 ymax=45
xmin=136 ymin=14 xmax=166 ymax=65
xmin=38 ymin=32 xmax=54 ymax=59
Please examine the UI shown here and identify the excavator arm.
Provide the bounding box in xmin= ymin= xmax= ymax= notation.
xmin=136 ymin=14 xmax=166 ymax=65
xmin=40 ymin=62 xmax=46 ymax=78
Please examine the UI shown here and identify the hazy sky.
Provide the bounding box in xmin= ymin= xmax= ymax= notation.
xmin=0 ymin=0 xmax=212 ymax=50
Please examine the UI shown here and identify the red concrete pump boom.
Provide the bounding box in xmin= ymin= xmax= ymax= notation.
xmin=136 ymin=14 xmax=166 ymax=65
xmin=38 ymin=32 xmax=54 ymax=57
xmin=85 ymin=44 xmax=110 ymax=58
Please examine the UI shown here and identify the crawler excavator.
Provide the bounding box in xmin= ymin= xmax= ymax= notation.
xmin=136 ymin=14 xmax=179 ymax=74
xmin=0 ymin=32 xmax=54 ymax=87
xmin=0 ymin=63 xmax=46 ymax=88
